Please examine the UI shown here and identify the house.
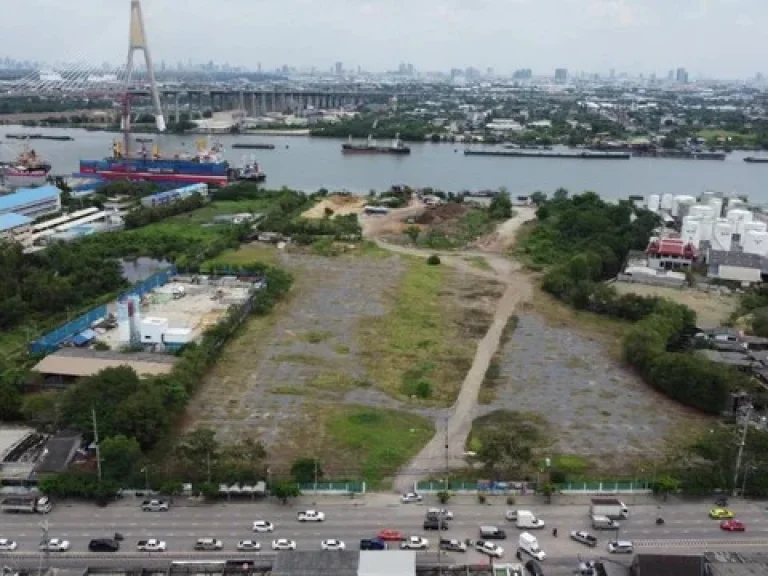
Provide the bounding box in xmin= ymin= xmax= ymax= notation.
xmin=647 ymin=237 xmax=696 ymax=270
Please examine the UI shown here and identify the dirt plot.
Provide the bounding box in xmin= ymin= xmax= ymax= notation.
xmin=612 ymin=282 xmax=737 ymax=329
xmin=477 ymin=312 xmax=711 ymax=470
xmin=300 ymin=195 xmax=367 ymax=219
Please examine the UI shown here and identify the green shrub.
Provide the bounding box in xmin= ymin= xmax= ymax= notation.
xmin=427 ymin=254 xmax=441 ymax=266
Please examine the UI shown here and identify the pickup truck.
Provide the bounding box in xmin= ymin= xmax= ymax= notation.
xmin=297 ymin=510 xmax=325 ymax=522
xmin=137 ymin=539 xmax=167 ymax=552
xmin=439 ymin=538 xmax=467 ymax=552
xmin=570 ymin=530 xmax=598 ymax=548
xmin=141 ymin=500 xmax=169 ymax=512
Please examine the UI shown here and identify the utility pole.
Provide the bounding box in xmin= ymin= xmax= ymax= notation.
xmin=313 ymin=458 xmax=319 ymax=491
xmin=38 ymin=519 xmax=49 ymax=576
xmin=92 ymin=407 xmax=102 ymax=484
xmin=733 ymin=404 xmax=752 ymax=496
xmin=206 ymin=451 xmax=211 ymax=484
xmin=438 ymin=416 xmax=449 ymax=576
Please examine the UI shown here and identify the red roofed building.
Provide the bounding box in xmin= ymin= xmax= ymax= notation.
xmin=647 ymin=237 xmax=696 ymax=270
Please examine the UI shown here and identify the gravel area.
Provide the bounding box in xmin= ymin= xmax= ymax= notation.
xmin=479 ymin=312 xmax=707 ymax=464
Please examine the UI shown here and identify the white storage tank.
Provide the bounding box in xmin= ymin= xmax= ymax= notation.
xmin=742 ymin=230 xmax=768 ymax=256
xmin=672 ymin=195 xmax=696 ymax=217
xmin=698 ymin=217 xmax=714 ymax=242
xmin=727 ymin=208 xmax=753 ymax=235
xmin=708 ymin=197 xmax=724 ymax=218
xmin=689 ymin=204 xmax=715 ymax=220
xmin=140 ymin=316 xmax=169 ymax=344
xmin=740 ymin=221 xmax=768 ymax=244
xmin=711 ymin=219 xmax=734 ymax=252
xmin=647 ymin=194 xmax=661 ymax=213
xmin=164 ymin=327 xmax=193 ymax=345
xmin=661 ymin=193 xmax=674 ymax=212
xmin=728 ymin=197 xmax=745 ymax=209
xmin=681 ymin=217 xmax=701 ymax=248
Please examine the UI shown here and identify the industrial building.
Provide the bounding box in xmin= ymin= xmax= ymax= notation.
xmin=140 ymin=182 xmax=208 ymax=208
xmin=0 ymin=212 xmax=33 ymax=240
xmin=0 ymin=427 xmax=83 ymax=486
xmin=0 ymin=184 xmax=61 ymax=219
xmin=33 ymin=347 xmax=177 ymax=384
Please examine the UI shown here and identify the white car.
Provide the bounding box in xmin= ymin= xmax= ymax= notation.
xmin=321 ymin=539 xmax=346 ymax=551
xmin=253 ymin=520 xmax=275 ymax=532
xmin=400 ymin=492 xmax=423 ymax=503
xmin=401 ymin=536 xmax=429 ymax=550
xmin=428 ymin=508 xmax=454 ymax=520
xmin=237 ymin=540 xmax=261 ymax=551
xmin=40 ymin=539 xmax=70 ymax=552
xmin=0 ymin=539 xmax=17 ymax=551
xmin=475 ymin=540 xmax=504 ymax=558
xmin=272 ymin=539 xmax=297 ymax=551
xmin=608 ymin=540 xmax=634 ymax=554
xmin=137 ymin=539 xmax=166 ymax=552
xmin=297 ymin=510 xmax=325 ymax=522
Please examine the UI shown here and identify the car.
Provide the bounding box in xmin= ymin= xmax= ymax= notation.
xmin=709 ymin=508 xmax=734 ymax=519
xmin=141 ymin=499 xmax=169 ymax=512
xmin=272 ymin=539 xmax=297 ymax=551
xmin=475 ymin=540 xmax=504 ymax=558
xmin=297 ymin=510 xmax=325 ymax=522
xmin=137 ymin=539 xmax=166 ymax=552
xmin=88 ymin=538 xmax=119 ymax=552
xmin=439 ymin=538 xmax=467 ymax=552
xmin=479 ymin=526 xmax=507 ymax=540
xmin=377 ymin=529 xmax=405 ymax=541
xmin=428 ymin=508 xmax=454 ymax=520
xmin=721 ymin=520 xmax=746 ymax=532
xmin=607 ymin=540 xmax=634 ymax=554
xmin=423 ymin=517 xmax=449 ymax=531
xmin=321 ymin=539 xmax=346 ymax=551
xmin=505 ymin=509 xmax=518 ymax=522
xmin=0 ymin=539 xmax=17 ymax=551
xmin=360 ymin=538 xmax=387 ymax=551
xmin=237 ymin=540 xmax=261 ymax=551
xmin=401 ymin=536 xmax=429 ymax=550
xmin=194 ymin=538 xmax=223 ymax=551
xmin=525 ymin=560 xmax=544 ymax=576
xmin=400 ymin=492 xmax=423 ymax=503
xmin=40 ymin=539 xmax=70 ymax=552
xmin=570 ymin=530 xmax=598 ymax=548
xmin=253 ymin=521 xmax=275 ymax=532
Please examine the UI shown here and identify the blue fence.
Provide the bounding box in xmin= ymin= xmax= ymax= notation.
xmin=29 ymin=267 xmax=176 ymax=354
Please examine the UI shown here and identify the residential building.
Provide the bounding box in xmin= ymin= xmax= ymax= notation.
xmin=555 ymin=68 xmax=568 ymax=82
xmin=0 ymin=185 xmax=62 ymax=219
xmin=646 ymin=237 xmax=695 ymax=270
xmin=676 ymin=67 xmax=689 ymax=83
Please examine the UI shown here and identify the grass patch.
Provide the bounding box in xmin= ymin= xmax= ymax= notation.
xmin=358 ymin=260 xmax=474 ymax=405
xmin=478 ymin=315 xmax=518 ymax=404
xmin=167 ymin=199 xmax=283 ymax=225
xmin=418 ymin=209 xmax=498 ymax=250
xmin=301 ymin=330 xmax=334 ymax=344
xmin=270 ymin=386 xmax=310 ymax=396
xmin=334 ymin=344 xmax=351 ymax=355
xmin=465 ymin=256 xmax=493 ymax=271
xmin=270 ymin=353 xmax=332 ymax=367
xmin=203 ymin=243 xmax=279 ymax=268
xmin=307 ymin=370 xmax=363 ymax=392
xmin=324 ymin=405 xmax=434 ymax=488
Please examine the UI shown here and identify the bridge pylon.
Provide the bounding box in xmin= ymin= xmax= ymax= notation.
xmin=124 ymin=0 xmax=165 ymax=132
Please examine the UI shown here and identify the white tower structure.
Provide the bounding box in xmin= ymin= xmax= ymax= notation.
xmin=125 ymin=0 xmax=165 ymax=132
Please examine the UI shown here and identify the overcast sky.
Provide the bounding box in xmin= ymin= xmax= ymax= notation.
xmin=0 ymin=0 xmax=765 ymax=78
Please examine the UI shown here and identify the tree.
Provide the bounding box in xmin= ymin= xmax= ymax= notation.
xmin=0 ymin=382 xmax=22 ymax=421
xmin=21 ymin=392 xmax=59 ymax=431
xmin=476 ymin=427 xmax=535 ymax=477
xmin=530 ymin=191 xmax=547 ymax=206
xmin=436 ymin=490 xmax=451 ymax=504
xmin=539 ymin=482 xmax=557 ymax=504
xmin=405 ymin=226 xmax=420 ymax=244
xmin=489 ymin=194 xmax=513 ymax=220
xmin=752 ymin=308 xmax=768 ymax=337
xmin=100 ymin=435 xmax=142 ymax=485
xmin=199 ymin=482 xmax=220 ymax=500
xmin=652 ymin=474 xmax=681 ymax=501
xmin=291 ymin=458 xmax=323 ymax=484
xmin=272 ymin=480 xmax=301 ymax=504
xmin=427 ymin=254 xmax=441 ymax=266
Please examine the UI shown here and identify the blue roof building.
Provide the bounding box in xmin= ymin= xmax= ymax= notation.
xmin=0 ymin=213 xmax=33 ymax=234
xmin=0 ymin=185 xmax=62 ymax=219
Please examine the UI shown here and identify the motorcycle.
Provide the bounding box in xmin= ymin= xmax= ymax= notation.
xmin=715 ymin=497 xmax=728 ymax=507
xmin=656 ymin=517 xmax=664 ymax=525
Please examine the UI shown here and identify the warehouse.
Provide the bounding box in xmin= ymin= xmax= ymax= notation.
xmin=140 ymin=183 xmax=208 ymax=208
xmin=0 ymin=185 xmax=62 ymax=219
xmin=0 ymin=212 xmax=33 ymax=240
xmin=33 ymin=348 xmax=177 ymax=385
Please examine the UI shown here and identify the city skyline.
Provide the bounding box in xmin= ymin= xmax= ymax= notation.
xmin=0 ymin=0 xmax=766 ymax=79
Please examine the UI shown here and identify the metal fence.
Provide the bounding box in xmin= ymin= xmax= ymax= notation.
xmin=29 ymin=266 xmax=176 ymax=354
xmin=416 ymin=480 xmax=653 ymax=494
xmin=299 ymin=482 xmax=366 ymax=494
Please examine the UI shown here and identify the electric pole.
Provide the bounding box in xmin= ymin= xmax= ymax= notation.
xmin=733 ymin=404 xmax=752 ymax=496
xmin=438 ymin=416 xmax=449 ymax=576
xmin=92 ymin=407 xmax=102 ymax=484
xmin=38 ymin=520 xmax=49 ymax=576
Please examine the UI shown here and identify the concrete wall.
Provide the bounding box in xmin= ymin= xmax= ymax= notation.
xmin=616 ymin=274 xmax=686 ymax=288
xmin=714 ymin=265 xmax=762 ymax=283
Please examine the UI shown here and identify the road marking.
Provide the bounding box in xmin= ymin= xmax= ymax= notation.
xmin=635 ymin=538 xmax=768 ymax=547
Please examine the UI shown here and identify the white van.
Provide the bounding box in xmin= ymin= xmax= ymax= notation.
xmin=518 ymin=532 xmax=546 ymax=561
xmin=608 ymin=540 xmax=634 ymax=554
xmin=516 ymin=510 xmax=545 ymax=529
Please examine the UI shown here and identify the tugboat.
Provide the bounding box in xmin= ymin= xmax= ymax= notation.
xmin=234 ymin=156 xmax=267 ymax=182
xmin=342 ymin=134 xmax=411 ymax=155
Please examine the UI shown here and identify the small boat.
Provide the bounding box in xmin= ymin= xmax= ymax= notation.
xmin=744 ymin=156 xmax=768 ymax=163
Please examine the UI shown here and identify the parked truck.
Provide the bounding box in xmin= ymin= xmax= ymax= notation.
xmin=1 ymin=496 xmax=52 ymax=514
xmin=515 ymin=510 xmax=545 ymax=529
xmin=590 ymin=498 xmax=628 ymax=520
xmin=591 ymin=514 xmax=619 ymax=530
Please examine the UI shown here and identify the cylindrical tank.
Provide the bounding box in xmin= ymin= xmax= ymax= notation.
xmin=681 ymin=217 xmax=701 ymax=249
xmin=647 ymin=194 xmax=661 ymax=213
xmin=712 ymin=219 xmax=734 ymax=252
xmin=660 ymin=193 xmax=674 ymax=212
xmin=727 ymin=209 xmax=753 ymax=236
xmin=708 ymin=197 xmax=724 ymax=218
xmin=742 ymin=230 xmax=768 ymax=256
xmin=689 ymin=205 xmax=715 ymax=220
xmin=740 ymin=221 xmax=767 ymax=244
xmin=672 ymin=195 xmax=696 ymax=217
xmin=728 ymin=198 xmax=745 ymax=209
xmin=700 ymin=192 xmax=717 ymax=205
xmin=698 ymin=217 xmax=714 ymax=242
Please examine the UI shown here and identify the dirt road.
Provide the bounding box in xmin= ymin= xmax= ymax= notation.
xmin=365 ymin=209 xmax=536 ymax=492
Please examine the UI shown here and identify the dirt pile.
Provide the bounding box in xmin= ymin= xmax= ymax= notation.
xmin=415 ymin=203 xmax=469 ymax=225
xmin=301 ymin=195 xmax=367 ymax=219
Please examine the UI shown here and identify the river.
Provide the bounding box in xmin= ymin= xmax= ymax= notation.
xmin=3 ymin=124 xmax=768 ymax=203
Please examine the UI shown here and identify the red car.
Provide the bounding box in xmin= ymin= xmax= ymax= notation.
xmin=720 ymin=520 xmax=746 ymax=532
xmin=377 ymin=529 xmax=405 ymax=541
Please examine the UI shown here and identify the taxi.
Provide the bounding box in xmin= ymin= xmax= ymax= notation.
xmin=709 ymin=508 xmax=734 ymax=519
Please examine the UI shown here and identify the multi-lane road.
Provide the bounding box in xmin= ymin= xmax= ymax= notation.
xmin=1 ymin=496 xmax=768 ymax=569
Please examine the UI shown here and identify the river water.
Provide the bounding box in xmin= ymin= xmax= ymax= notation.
xmin=3 ymin=125 xmax=768 ymax=203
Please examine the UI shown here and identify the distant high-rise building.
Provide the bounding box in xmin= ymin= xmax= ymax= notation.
xmin=609 ymin=68 xmax=615 ymax=79
xmin=554 ymin=68 xmax=568 ymax=82
xmin=257 ymin=62 xmax=262 ymax=73
xmin=335 ymin=61 xmax=343 ymax=75
xmin=513 ymin=68 xmax=532 ymax=79
xmin=667 ymin=70 xmax=674 ymax=81
xmin=675 ymin=67 xmax=688 ymax=83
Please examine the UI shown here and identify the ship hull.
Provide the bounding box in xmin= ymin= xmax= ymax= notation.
xmin=79 ymin=168 xmax=229 ymax=185
xmin=342 ymin=146 xmax=410 ymax=155
xmin=2 ymin=169 xmax=49 ymax=188
xmin=79 ymin=158 xmax=231 ymax=185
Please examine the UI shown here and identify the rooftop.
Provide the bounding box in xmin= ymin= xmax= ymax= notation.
xmin=33 ymin=347 xmax=177 ymax=378
xmin=0 ymin=185 xmax=60 ymax=213
xmin=272 ymin=551 xmax=360 ymax=576
xmin=0 ymin=427 xmax=35 ymax=461
xmin=709 ymin=250 xmax=764 ymax=270
xmin=706 ymin=552 xmax=768 ymax=576
xmin=33 ymin=430 xmax=82 ymax=475
xmin=358 ymin=551 xmax=415 ymax=576
xmin=633 ymin=554 xmax=703 ymax=576
xmin=0 ymin=212 xmax=32 ymax=232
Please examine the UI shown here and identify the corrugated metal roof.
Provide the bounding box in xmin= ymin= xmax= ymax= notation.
xmin=0 ymin=185 xmax=60 ymax=213
xmin=0 ymin=212 xmax=33 ymax=232
xmin=33 ymin=353 xmax=175 ymax=378
xmin=358 ymin=551 xmax=415 ymax=576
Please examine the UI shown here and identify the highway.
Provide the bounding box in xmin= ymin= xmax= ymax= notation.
xmin=0 ymin=496 xmax=767 ymax=569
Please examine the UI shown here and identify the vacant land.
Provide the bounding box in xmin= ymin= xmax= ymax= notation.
xmin=202 ymin=243 xmax=280 ymax=268
xmin=613 ymin=282 xmax=736 ymax=328
xmin=301 ymin=195 xmax=367 ymax=219
xmin=475 ymin=311 xmax=711 ymax=472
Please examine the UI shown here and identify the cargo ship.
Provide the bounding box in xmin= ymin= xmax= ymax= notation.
xmin=342 ymin=134 xmax=411 ymax=155
xmin=1 ymin=146 xmax=51 ymax=187
xmin=744 ymin=156 xmax=768 ymax=163
xmin=79 ymin=139 xmax=254 ymax=185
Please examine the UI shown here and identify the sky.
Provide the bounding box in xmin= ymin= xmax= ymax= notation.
xmin=1 ymin=0 xmax=766 ymax=78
